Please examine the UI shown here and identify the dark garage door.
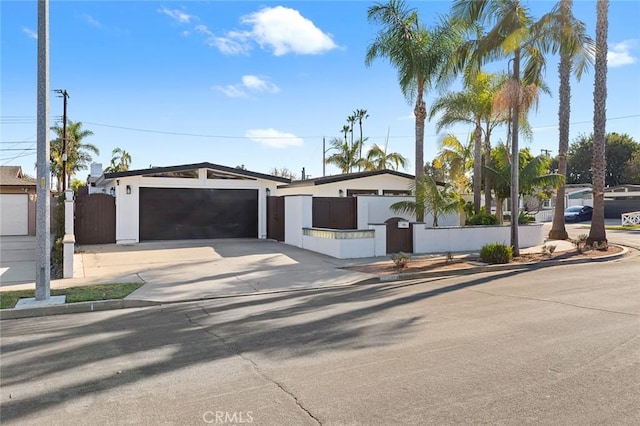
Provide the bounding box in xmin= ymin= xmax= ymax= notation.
xmin=139 ymin=188 xmax=258 ymax=241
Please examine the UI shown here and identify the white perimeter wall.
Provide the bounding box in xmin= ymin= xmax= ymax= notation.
xmin=276 ymin=174 xmax=413 ymax=197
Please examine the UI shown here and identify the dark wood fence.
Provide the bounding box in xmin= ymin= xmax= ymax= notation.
xmin=267 ymin=196 xmax=285 ymax=241
xmin=312 ymin=197 xmax=357 ymax=229
xmin=385 ymin=217 xmax=413 ymax=254
xmin=75 ymin=191 xmax=116 ymax=244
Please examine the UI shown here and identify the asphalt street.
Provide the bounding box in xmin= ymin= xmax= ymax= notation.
xmin=1 ymin=249 xmax=639 ymax=425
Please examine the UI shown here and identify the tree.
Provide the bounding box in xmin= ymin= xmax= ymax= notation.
xmin=429 ymin=72 xmax=509 ymax=214
xmin=587 ymin=0 xmax=608 ymax=247
xmin=270 ymin=167 xmax=298 ymax=180
xmin=484 ymin=144 xmax=564 ymax=224
xmin=325 ymin=137 xmax=364 ymax=174
xmin=366 ymin=0 xmax=459 ymax=222
xmin=433 ymin=134 xmax=473 ymax=193
xmin=363 ymin=143 xmax=408 ymax=171
xmin=50 ymin=120 xmax=98 ymax=192
xmin=548 ymin=0 xmax=595 ymax=240
xmin=622 ymin=151 xmax=640 ymax=183
xmin=390 ymin=174 xmax=463 ymax=227
xmin=452 ymin=0 xmax=564 ymax=256
xmin=104 ymin=147 xmax=132 ymax=173
xmin=354 ymin=109 xmax=369 ymax=170
xmin=567 ymin=133 xmax=639 ymax=185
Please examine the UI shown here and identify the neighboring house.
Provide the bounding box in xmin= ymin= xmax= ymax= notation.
xmin=276 ymin=170 xmax=414 ymax=197
xmin=93 ymin=162 xmax=290 ymax=244
xmin=0 ymin=166 xmax=37 ymax=236
xmin=604 ymin=184 xmax=640 ymax=218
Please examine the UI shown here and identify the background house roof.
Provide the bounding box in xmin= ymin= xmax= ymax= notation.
xmin=0 ymin=166 xmax=36 ymax=186
xmin=277 ymin=169 xmax=416 ymax=189
xmin=97 ymin=162 xmax=291 ymax=184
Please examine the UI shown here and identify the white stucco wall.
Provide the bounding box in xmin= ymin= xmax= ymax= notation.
xmin=275 ymin=174 xmax=413 ymax=197
xmin=356 ymin=195 xmax=415 ymax=228
xmin=284 ymin=195 xmax=312 ymax=248
xmin=301 ymin=234 xmax=376 ymax=258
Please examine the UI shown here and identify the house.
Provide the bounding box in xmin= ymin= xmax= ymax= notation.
xmin=93 ymin=162 xmax=290 ymax=244
xmin=0 ymin=166 xmax=37 ymax=236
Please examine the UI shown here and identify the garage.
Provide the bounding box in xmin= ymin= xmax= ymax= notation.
xmin=139 ymin=187 xmax=258 ymax=241
xmin=0 ymin=194 xmax=29 ymax=236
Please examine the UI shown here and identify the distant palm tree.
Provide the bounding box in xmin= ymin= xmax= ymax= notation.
xmin=346 ymin=114 xmax=357 ymax=149
xmin=354 ymin=109 xmax=369 ymax=170
xmin=587 ymin=0 xmax=608 ymax=247
xmin=105 ymin=148 xmax=132 ymax=173
xmin=367 ymin=0 xmax=459 ymax=221
xmin=547 ymin=0 xmax=594 ymax=240
xmin=325 ymin=137 xmax=364 ymax=174
xmin=364 ymin=143 xmax=408 ymax=171
xmin=50 ymin=120 xmax=98 ymax=192
xmin=391 ymin=174 xmax=463 ymax=227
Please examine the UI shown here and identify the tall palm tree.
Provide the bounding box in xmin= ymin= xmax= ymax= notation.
xmin=341 ymin=125 xmax=350 ymax=146
xmin=355 ymin=109 xmax=369 ymax=170
xmin=105 ymin=147 xmax=132 ymax=173
xmin=364 ymin=142 xmax=408 ymax=171
xmin=429 ymin=72 xmax=510 ymax=214
xmin=346 ymin=114 xmax=357 ymax=149
xmin=366 ymin=0 xmax=459 ymax=222
xmin=587 ymin=0 xmax=608 ymax=246
xmin=452 ymin=0 xmax=560 ymax=255
xmin=547 ymin=0 xmax=595 ymax=240
xmin=50 ymin=120 xmax=98 ymax=192
xmin=325 ymin=137 xmax=364 ymax=174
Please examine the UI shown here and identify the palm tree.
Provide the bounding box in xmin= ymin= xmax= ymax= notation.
xmin=341 ymin=125 xmax=350 ymax=146
xmin=363 ymin=142 xmax=408 ymax=171
xmin=346 ymin=114 xmax=357 ymax=149
xmin=325 ymin=137 xmax=364 ymax=174
xmin=355 ymin=109 xmax=369 ymax=170
xmin=587 ymin=0 xmax=608 ymax=247
xmin=433 ymin=134 xmax=473 ymax=193
xmin=429 ymin=72 xmax=510 ymax=214
xmin=366 ymin=0 xmax=459 ymax=222
xmin=105 ymin=147 xmax=132 ymax=173
xmin=547 ymin=0 xmax=595 ymax=240
xmin=391 ymin=174 xmax=463 ymax=227
xmin=50 ymin=120 xmax=98 ymax=192
xmin=452 ymin=0 xmax=561 ymax=255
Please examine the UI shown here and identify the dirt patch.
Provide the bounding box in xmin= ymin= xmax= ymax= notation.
xmin=344 ymin=245 xmax=624 ymax=276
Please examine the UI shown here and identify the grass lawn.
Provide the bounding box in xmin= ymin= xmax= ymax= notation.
xmin=578 ymin=224 xmax=640 ymax=231
xmin=0 ymin=283 xmax=144 ymax=310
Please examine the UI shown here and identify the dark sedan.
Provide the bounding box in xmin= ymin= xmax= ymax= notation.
xmin=564 ymin=205 xmax=593 ymax=222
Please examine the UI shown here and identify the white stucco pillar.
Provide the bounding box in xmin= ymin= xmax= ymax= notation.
xmin=284 ymin=195 xmax=312 ymax=248
xmin=62 ymin=189 xmax=75 ymax=278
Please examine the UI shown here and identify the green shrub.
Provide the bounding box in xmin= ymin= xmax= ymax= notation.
xmin=51 ymin=194 xmax=65 ymax=268
xmin=518 ymin=211 xmax=535 ymax=224
xmin=391 ymin=252 xmax=411 ymax=269
xmin=467 ymin=213 xmax=498 ymax=225
xmin=480 ymin=242 xmax=513 ymax=264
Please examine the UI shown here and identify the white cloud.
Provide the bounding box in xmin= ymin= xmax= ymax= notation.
xmin=83 ymin=14 xmax=102 ymax=28
xmin=158 ymin=7 xmax=194 ymax=25
xmin=241 ymin=6 xmax=337 ymax=56
xmin=608 ymin=39 xmax=637 ymax=67
xmin=245 ymin=129 xmax=304 ymax=149
xmin=214 ymin=75 xmax=280 ymax=98
xmin=22 ymin=27 xmax=37 ymax=39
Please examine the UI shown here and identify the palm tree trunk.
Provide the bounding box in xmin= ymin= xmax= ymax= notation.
xmin=496 ymin=197 xmax=504 ymax=224
xmin=473 ymin=118 xmax=482 ymax=215
xmin=414 ymin=86 xmax=427 ymax=223
xmin=483 ymin=126 xmax=492 ymax=213
xmin=549 ymin=2 xmax=572 ymax=241
xmin=587 ymin=0 xmax=608 ymax=246
xmin=510 ymin=49 xmax=521 ymax=256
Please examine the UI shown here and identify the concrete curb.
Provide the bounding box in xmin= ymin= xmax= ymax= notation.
xmin=1 ymin=245 xmax=632 ymax=320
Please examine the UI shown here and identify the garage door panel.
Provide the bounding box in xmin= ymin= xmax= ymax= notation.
xmin=139 ymin=188 xmax=258 ymax=240
xmin=0 ymin=194 xmax=28 ymax=236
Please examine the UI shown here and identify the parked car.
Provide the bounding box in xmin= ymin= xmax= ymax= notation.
xmin=564 ymin=205 xmax=593 ymax=222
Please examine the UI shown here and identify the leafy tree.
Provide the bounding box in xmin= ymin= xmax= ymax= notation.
xmin=433 ymin=134 xmax=473 ymax=193
xmin=622 ymin=151 xmax=640 ymax=183
xmin=588 ymin=0 xmax=609 ymax=247
xmin=367 ymin=0 xmax=460 ymax=221
xmin=70 ymin=178 xmax=84 ymax=195
xmin=104 ymin=148 xmax=132 ymax=173
xmin=390 ymin=174 xmax=463 ymax=227
xmin=270 ymin=167 xmax=298 ymax=180
xmin=50 ymin=120 xmax=98 ymax=192
xmin=363 ymin=143 xmax=407 ymax=171
xmin=548 ymin=0 xmax=595 ymax=240
xmin=567 ymin=133 xmax=639 ymax=186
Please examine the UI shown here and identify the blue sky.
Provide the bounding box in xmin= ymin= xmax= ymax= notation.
xmin=2 ymin=0 xmax=639 ymax=180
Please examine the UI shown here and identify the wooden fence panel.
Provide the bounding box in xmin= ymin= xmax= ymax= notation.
xmin=312 ymin=197 xmax=357 ymax=229
xmin=75 ymin=192 xmax=116 ymax=244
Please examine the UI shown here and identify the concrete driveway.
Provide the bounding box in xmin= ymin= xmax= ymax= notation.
xmin=0 ymin=236 xmax=36 ymax=287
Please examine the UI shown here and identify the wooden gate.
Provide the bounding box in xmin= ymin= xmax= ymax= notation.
xmin=75 ymin=192 xmax=116 ymax=244
xmin=385 ymin=217 xmax=412 ymax=254
xmin=312 ymin=197 xmax=357 ymax=229
xmin=267 ymin=196 xmax=285 ymax=241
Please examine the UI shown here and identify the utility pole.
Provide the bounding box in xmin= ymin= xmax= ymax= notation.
xmin=36 ymin=0 xmax=51 ymax=300
xmin=55 ymin=89 xmax=69 ymax=191
xmin=541 ymin=149 xmax=552 ymax=157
